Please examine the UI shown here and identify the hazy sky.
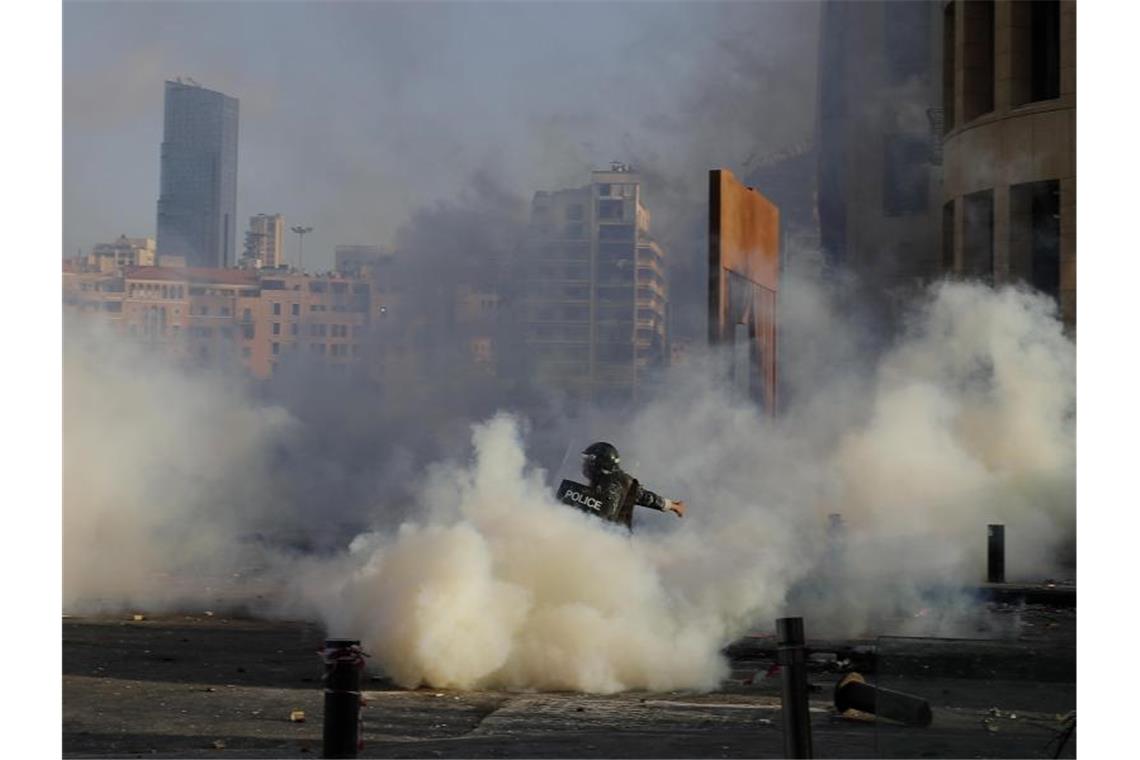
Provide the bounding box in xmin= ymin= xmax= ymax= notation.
xmin=63 ymin=0 xmax=820 ymax=269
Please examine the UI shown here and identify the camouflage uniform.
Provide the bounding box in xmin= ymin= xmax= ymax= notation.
xmin=592 ymin=470 xmax=668 ymax=531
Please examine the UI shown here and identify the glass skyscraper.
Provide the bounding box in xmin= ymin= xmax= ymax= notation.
xmin=155 ymin=79 xmax=239 ymax=269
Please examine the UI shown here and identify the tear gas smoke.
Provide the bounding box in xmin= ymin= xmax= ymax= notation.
xmin=63 ymin=275 xmax=1074 ymax=692
xmin=63 ymin=318 xmax=294 ymax=612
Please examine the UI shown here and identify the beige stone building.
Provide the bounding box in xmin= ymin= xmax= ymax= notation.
xmin=87 ymin=235 xmax=156 ymax=272
xmin=941 ymin=0 xmax=1075 ymax=326
xmin=63 ymin=261 xmax=383 ymax=380
xmin=524 ymin=164 xmax=669 ymax=405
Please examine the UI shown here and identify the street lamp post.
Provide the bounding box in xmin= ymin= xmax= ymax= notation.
xmin=291 ymin=225 xmax=314 ymax=272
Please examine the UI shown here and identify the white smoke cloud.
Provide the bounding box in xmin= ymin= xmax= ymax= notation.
xmin=303 ymin=279 xmax=1074 ymax=691
xmin=63 ymin=277 xmax=1075 ymax=694
xmin=62 ymin=318 xmax=295 ymax=613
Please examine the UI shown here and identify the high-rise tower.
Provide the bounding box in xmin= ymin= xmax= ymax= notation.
xmin=156 ymin=79 xmax=239 ymax=269
xmin=524 ymin=164 xmax=668 ymax=406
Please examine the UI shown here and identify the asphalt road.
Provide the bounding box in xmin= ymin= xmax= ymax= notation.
xmin=62 ymin=604 xmax=1075 ymax=759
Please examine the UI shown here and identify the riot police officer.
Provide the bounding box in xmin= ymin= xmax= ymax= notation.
xmin=580 ymin=441 xmax=686 ymax=530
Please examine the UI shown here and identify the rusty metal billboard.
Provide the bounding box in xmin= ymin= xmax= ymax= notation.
xmin=708 ymin=168 xmax=780 ymax=412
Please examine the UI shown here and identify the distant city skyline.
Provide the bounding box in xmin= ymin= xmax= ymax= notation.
xmin=63 ymin=1 xmax=821 ymax=271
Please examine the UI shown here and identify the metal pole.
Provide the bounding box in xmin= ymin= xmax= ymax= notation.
xmin=777 ymin=617 xmax=813 ymax=759
xmin=292 ymin=225 xmax=313 ymax=272
xmin=987 ymin=524 xmax=1005 ymax=583
xmin=321 ymin=638 xmax=364 ymax=759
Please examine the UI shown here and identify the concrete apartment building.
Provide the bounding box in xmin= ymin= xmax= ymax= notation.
xmin=524 ymin=164 xmax=668 ymax=405
xmin=155 ymin=79 xmax=239 ymax=269
xmin=941 ymin=0 xmax=1075 ymax=327
xmin=243 ymin=214 xmax=285 ymax=269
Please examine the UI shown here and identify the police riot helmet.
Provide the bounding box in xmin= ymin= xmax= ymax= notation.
xmin=581 ymin=441 xmax=620 ymax=481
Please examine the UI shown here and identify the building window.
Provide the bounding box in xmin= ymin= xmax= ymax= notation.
xmin=1030 ymin=0 xmax=1061 ymax=101
xmin=242 ymin=308 xmax=252 ymax=322
xmin=272 ymin=342 xmax=280 ymax=355
xmin=1010 ymin=180 xmax=1060 ymax=302
xmin=942 ymin=200 xmax=956 ymax=273
xmin=291 ymin=323 xmax=298 ymax=336
xmin=882 ymin=135 xmax=929 ymax=216
xmin=598 ymin=199 xmax=624 ymax=220
xmin=962 ymin=0 xmax=995 ymax=122
xmin=273 ymin=302 xmax=281 ymax=315
xmin=963 ymin=189 xmax=994 ymax=283
xmin=943 ymin=2 xmax=956 ymax=132
xmin=597 ymin=184 xmax=612 ymax=197
xmin=242 ymin=324 xmax=255 ymax=340
xmin=1011 ymin=0 xmax=1061 ymax=105
xmin=241 ymin=347 xmax=251 ymax=359
xmin=291 ymin=303 xmax=300 ymax=316
xmin=599 ymin=224 xmax=634 ymax=241
xmin=272 ymin=322 xmax=281 ymax=335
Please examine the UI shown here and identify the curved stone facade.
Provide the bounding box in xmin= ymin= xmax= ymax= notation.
xmin=941 ymin=0 xmax=1076 ymax=326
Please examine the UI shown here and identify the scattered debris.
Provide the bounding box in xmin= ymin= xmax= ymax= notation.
xmin=204 ymin=611 xmax=214 ymax=617
xmin=132 ymin=614 xmax=145 ymax=622
xmin=988 ymin=707 xmax=1018 ymax=720
xmin=211 ymin=739 xmax=226 ymax=750
xmin=289 ymin=710 xmax=305 ymax=722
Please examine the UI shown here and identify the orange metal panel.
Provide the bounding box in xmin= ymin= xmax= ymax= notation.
xmin=708 ymin=169 xmax=780 ymax=413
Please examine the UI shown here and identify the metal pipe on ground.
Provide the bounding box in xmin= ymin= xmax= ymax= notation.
xmin=777 ymin=617 xmax=814 ymax=758
xmin=834 ymin=672 xmax=933 ymax=727
xmin=322 ymin=638 xmax=365 ymax=759
xmin=988 ymin=524 xmax=1006 ymax=583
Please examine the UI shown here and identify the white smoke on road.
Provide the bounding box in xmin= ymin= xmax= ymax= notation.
xmin=62 ymin=318 xmax=294 ymax=613
xmin=299 ymin=279 xmax=1075 ymax=692
xmin=63 ymin=278 xmax=1075 ymax=693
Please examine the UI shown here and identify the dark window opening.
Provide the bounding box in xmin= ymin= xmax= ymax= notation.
xmin=599 ymin=224 xmax=634 ymax=241
xmin=598 ymin=199 xmax=624 ymax=220
xmin=963 ymin=189 xmax=994 ymax=283
xmin=1011 ymin=0 xmax=1061 ymax=105
xmin=1031 ymin=0 xmax=1061 ymax=101
xmin=1010 ymin=180 xmax=1060 ymax=302
xmin=942 ymin=200 xmax=956 ymax=273
xmin=962 ymin=0 xmax=995 ymax=122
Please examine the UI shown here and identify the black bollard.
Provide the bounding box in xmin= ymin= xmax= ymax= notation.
xmin=987 ymin=524 xmax=1006 ymax=583
xmin=834 ymin=672 xmax=933 ymax=727
xmin=321 ymin=639 xmax=365 ymax=759
xmin=777 ymin=617 xmax=813 ymax=759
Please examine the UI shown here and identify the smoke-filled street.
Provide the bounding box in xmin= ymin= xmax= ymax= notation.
xmin=55 ymin=0 xmax=1089 ymax=757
